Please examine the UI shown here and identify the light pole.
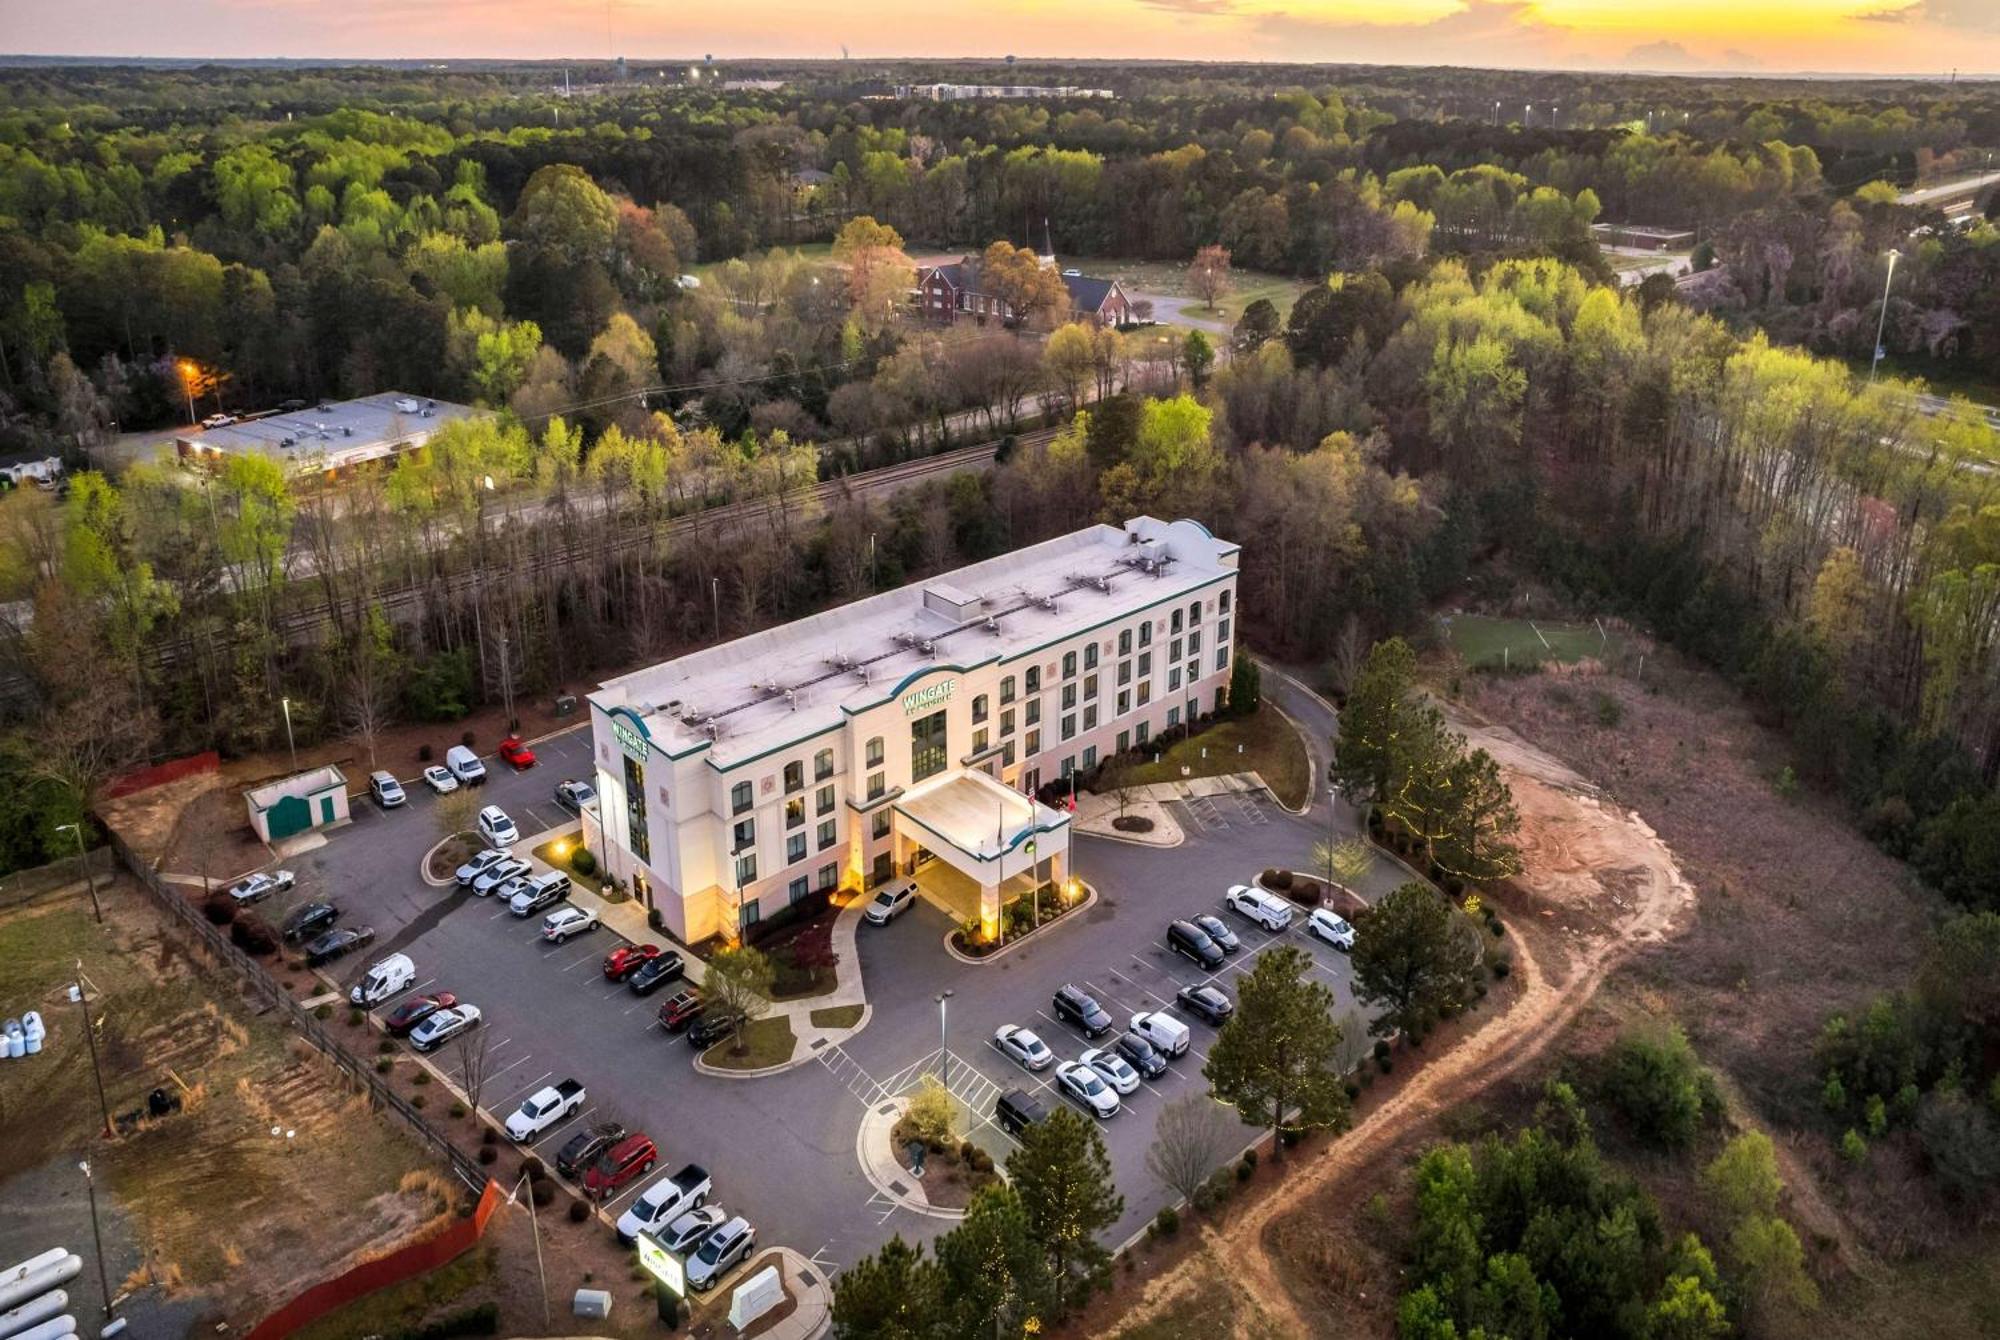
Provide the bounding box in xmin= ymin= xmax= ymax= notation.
xmin=508 ymin=1171 xmax=551 ymax=1329
xmin=711 ymin=576 xmax=721 ymax=640
xmin=1492 ymin=100 xmax=1500 ymax=125
xmin=499 ymin=634 xmax=516 ymax=732
xmin=936 ymin=989 xmax=953 ymax=1090
xmin=1869 ymin=249 xmax=1901 ymax=383
xmin=57 ymin=821 xmax=101 ymax=924
xmin=280 ymin=696 xmax=298 ymax=772
xmin=79 ymin=1160 xmax=114 ymax=1318
xmin=177 ymin=360 xmax=197 ymax=426
xmin=75 ymin=962 xmax=112 ymax=1139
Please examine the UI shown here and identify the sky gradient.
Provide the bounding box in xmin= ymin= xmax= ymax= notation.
xmin=9 ymin=0 xmax=2000 ymax=76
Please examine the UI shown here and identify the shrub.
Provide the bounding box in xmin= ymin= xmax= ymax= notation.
xmin=477 ymin=1144 xmax=497 ymax=1165
xmin=1262 ymin=868 xmax=1292 ymax=891
xmin=1153 ymin=1206 xmax=1180 ymax=1237
xmin=570 ymin=848 xmax=598 ymax=877
xmin=1489 ymin=920 xmax=1506 ymax=938
xmin=1492 ymin=958 xmax=1512 ymax=979
xmin=1373 ymin=1039 xmax=1392 ymax=1061
xmin=481 ymin=1126 xmax=498 ymax=1145
xmin=410 ymin=1094 xmax=426 ymax=1109
xmin=960 ymin=1140 xmax=978 ymax=1164
xmin=906 ymin=1076 xmax=956 ymax=1147
xmin=376 ymin=1058 xmax=392 ymax=1073
xmin=1602 ymin=1024 xmax=1719 ymax=1150
xmin=231 ymin=914 xmax=277 ymax=955
xmin=568 ymin=1199 xmax=590 ymax=1223
xmin=1292 ymin=878 xmax=1324 ymax=905
xmin=520 ymin=1155 xmax=546 ymax=1180
xmin=1241 ymin=1148 xmax=1257 ymax=1171
xmin=1235 ymin=1160 xmax=1253 ymax=1183
xmin=1377 ymin=1056 xmax=1394 ymax=1075
xmin=413 ymin=1070 xmax=431 ymax=1086
xmin=461 ymin=729 xmax=477 ymax=749
xmin=1344 ymin=1080 xmax=1362 ymax=1101
xmin=1841 ymin=1129 xmax=1869 ymax=1164
xmin=202 ymin=892 xmax=237 ymax=926
xmin=389 ymin=1301 xmax=499 ymax=1340
xmin=417 ymin=743 xmax=434 ymax=763
xmin=348 ymin=1008 xmax=364 ymax=1027
xmin=379 ymin=1039 xmax=395 ymax=1054
xmin=530 ymin=1180 xmax=555 ymax=1208
xmin=450 ymin=1101 xmax=467 ymax=1119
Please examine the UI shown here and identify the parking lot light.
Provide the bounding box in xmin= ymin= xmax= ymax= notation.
xmin=553 ymin=839 xmax=570 ymax=860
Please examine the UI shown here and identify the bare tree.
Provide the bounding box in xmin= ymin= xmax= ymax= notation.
xmin=1189 ymin=245 xmax=1233 ymax=312
xmin=435 ymin=788 xmax=479 ymax=842
xmin=1329 ymin=613 xmax=1367 ymax=699
xmin=1146 ymin=1094 xmax=1240 ymax=1212
xmin=1101 ymin=753 xmax=1137 ymax=822
xmin=454 ymin=1027 xmax=494 ymax=1114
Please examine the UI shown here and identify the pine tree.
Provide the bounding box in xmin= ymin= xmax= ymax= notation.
xmin=934 ymin=1183 xmax=1053 ymax=1338
xmin=831 ymin=1234 xmax=943 ymax=1340
xmin=1203 ymin=944 xmax=1352 ymax=1161
xmin=1350 ymin=882 xmax=1485 ymax=1038
xmin=1333 ymin=637 xmax=1416 ymax=806
xmin=1006 ymin=1108 xmax=1123 ymax=1313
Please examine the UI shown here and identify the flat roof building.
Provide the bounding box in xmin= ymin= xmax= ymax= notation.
xmin=581 ymin=516 xmax=1240 ymax=945
xmin=176 ymin=392 xmax=483 ymax=472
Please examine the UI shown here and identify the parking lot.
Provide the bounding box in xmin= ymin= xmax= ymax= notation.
xmin=246 ymin=723 xmax=1393 ymax=1279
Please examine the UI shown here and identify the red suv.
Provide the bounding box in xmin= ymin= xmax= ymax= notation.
xmin=658 ymin=988 xmax=703 ymax=1032
xmin=583 ymin=1132 xmax=657 ymax=1198
xmin=499 ymin=735 xmax=537 ymax=770
xmin=603 ymin=944 xmax=664 ymax=981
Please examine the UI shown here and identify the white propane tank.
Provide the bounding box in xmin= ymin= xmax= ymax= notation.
xmin=6 ymin=1316 xmax=79 ymax=1340
xmin=0 ymin=1256 xmax=81 ymax=1311
xmin=2 ymin=1020 xmax=20 ymax=1060
xmin=21 ymin=1011 xmax=43 ymax=1055
xmin=0 ymin=1287 xmax=68 ymax=1335
xmin=0 ymin=1249 xmax=68 ymax=1286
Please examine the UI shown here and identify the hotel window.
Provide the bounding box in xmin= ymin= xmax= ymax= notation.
xmin=1168 ymin=707 xmax=1181 ymax=728
xmin=1026 ymin=728 xmax=1041 ymax=756
xmin=742 ymin=898 xmax=761 ymax=926
xmin=1061 ymin=755 xmax=1075 ymax=778
xmin=1083 ymin=705 xmax=1098 ymax=731
xmin=1218 ymin=617 xmax=1231 ymax=646
xmin=783 ymin=761 xmax=803 ymax=793
xmin=973 ymin=728 xmax=989 ymax=754
xmin=1187 ymin=659 xmax=1199 ymax=686
xmin=1171 ymin=608 xmax=1183 ymax=635
xmin=1169 ymin=667 xmax=1182 ymax=692
xmin=911 ymin=708 xmax=948 ymax=784
xmin=1188 ymin=599 xmax=1202 ymax=624
xmin=1170 ymin=638 xmax=1182 ymax=662
xmin=1001 ymin=708 xmax=1015 ymax=737
xmin=733 ymin=817 xmax=755 ymax=852
xmin=1216 ymin=647 xmax=1229 ymax=672
xmin=1003 ymin=742 xmax=1016 ymax=766
xmin=817 ymin=862 xmax=838 ymax=891
xmin=1117 ymin=690 xmax=1131 ymax=716
xmin=1084 ymin=673 xmax=1098 ymax=701
xmin=1139 ymin=651 xmax=1152 ymax=677
xmin=865 ymin=736 xmax=884 ymax=767
xmin=1026 ymin=700 xmax=1041 ymax=726
xmin=1137 ymin=721 xmax=1151 ymax=745
xmin=818 ymin=819 xmax=836 ymax=850
xmin=787 ymin=833 xmax=807 ymax=864
xmin=1083 ymin=745 xmax=1098 ymax=770
xmin=622 ymin=755 xmax=650 ymax=862
xmin=788 ymin=876 xmax=808 ymax=903
xmin=1118 ymin=629 xmax=1132 ymax=656
xmin=1061 ymin=713 xmax=1076 ymax=741
xmin=1062 ymin=650 xmax=1077 ymax=679
xmin=867 ymin=771 xmax=885 ymax=801
xmin=1085 ymin=643 xmax=1099 ymax=670
xmin=1137 ymin=682 xmax=1152 ymax=707
xmin=1139 ymin=622 xmax=1152 ymax=648
xmin=785 ymin=797 xmax=804 ymax=829
xmin=1000 ymin=675 xmax=1016 ymax=704
xmin=735 ymin=854 xmax=757 ymax=885
xmin=1025 ymin=666 xmax=1041 ymax=694
xmin=872 ymin=810 xmax=891 ymax=839
xmin=1117 ymin=660 xmax=1131 ymax=687
xmin=1189 ymin=630 xmax=1202 ymax=655
xmin=972 ymin=693 xmax=989 ymax=724
xmin=1220 ymin=589 xmax=1231 ymax=613
xmin=816 ymin=784 xmax=835 ymax=816
xmin=731 ymin=780 xmax=753 ymax=815
xmin=1117 ymin=730 xmax=1130 ymax=753
xmin=815 ymin=748 xmax=835 ymax=781
xmin=1061 ymin=683 xmax=1076 ymax=711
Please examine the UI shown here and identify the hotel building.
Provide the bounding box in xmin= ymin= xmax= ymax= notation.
xmin=580 ymin=516 xmax=1240 ymax=943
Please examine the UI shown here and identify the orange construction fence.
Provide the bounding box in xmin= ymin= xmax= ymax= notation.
xmin=104 ymin=751 xmax=220 ymax=799
xmin=244 ymin=1178 xmax=504 ymax=1340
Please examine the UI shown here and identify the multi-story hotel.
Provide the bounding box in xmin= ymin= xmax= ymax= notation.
xmin=580 ymin=516 xmax=1240 ymax=944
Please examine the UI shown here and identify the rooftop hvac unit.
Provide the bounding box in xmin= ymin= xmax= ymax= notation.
xmin=393 ymin=397 xmax=422 ymax=414
xmin=983 ymin=617 xmax=1001 ymax=635
xmin=785 ymin=690 xmax=797 ymax=711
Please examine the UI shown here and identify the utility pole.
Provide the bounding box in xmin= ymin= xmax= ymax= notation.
xmin=57 ymin=822 xmax=101 ymax=924
xmin=936 ymin=989 xmax=953 ymax=1090
xmin=1870 ymin=249 xmax=1901 ymax=382
xmin=512 ymin=1172 xmax=551 ymax=1329
xmin=711 ymin=576 xmax=721 ymax=640
xmin=499 ymin=634 xmax=516 ymax=732
xmin=280 ymin=696 xmax=298 ymax=772
xmin=76 ymin=962 xmax=112 ymax=1139
xmin=79 ymin=1160 xmax=114 ymax=1319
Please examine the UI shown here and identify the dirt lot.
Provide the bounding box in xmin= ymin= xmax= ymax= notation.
xmin=0 ymin=878 xmax=451 ymax=1331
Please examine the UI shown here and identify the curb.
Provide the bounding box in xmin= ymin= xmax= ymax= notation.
xmin=941 ymin=883 xmax=1099 ymax=966
xmin=419 ymin=833 xmax=470 ymax=889
xmin=692 ymin=1009 xmax=874 ymax=1079
xmin=853 ymin=1095 xmax=966 ymax=1222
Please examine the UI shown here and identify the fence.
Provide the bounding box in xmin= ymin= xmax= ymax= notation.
xmin=243 ymin=1178 xmax=504 ymax=1340
xmin=103 ymin=750 xmax=220 ymax=799
xmin=104 ymin=829 xmax=489 ymax=1193
xmin=0 ymin=845 xmax=118 ymax=912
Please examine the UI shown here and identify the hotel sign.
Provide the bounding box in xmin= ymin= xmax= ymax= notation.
xmin=902 ymin=679 xmax=955 ymax=716
xmin=636 ymin=1229 xmax=686 ymax=1298
xmin=609 ymin=710 xmax=649 ymax=763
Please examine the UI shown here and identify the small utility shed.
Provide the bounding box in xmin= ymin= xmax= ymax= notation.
xmin=247 ymin=766 xmax=349 ymax=842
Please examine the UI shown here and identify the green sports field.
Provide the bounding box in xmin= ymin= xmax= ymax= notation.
xmin=1442 ymin=614 xmax=1622 ymax=668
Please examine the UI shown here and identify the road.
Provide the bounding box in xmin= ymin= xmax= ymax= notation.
xmin=1897 ymin=168 xmax=2000 ymax=210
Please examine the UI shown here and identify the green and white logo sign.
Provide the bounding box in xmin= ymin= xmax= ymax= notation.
xmin=901 ymin=679 xmax=955 ymax=716
xmin=609 ymin=709 xmax=649 ymax=762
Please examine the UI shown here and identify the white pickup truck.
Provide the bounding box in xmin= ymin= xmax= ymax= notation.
xmin=505 ymin=1078 xmax=586 ymax=1142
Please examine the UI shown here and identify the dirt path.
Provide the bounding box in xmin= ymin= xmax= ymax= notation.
xmin=1112 ymin=709 xmax=1698 ymax=1339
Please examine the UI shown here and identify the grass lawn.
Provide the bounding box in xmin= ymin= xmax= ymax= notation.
xmin=702 ymin=1015 xmax=797 ymax=1070
xmin=1066 ymin=255 xmax=1311 ymax=326
xmin=1846 ymin=351 xmax=2000 ymax=408
xmin=1443 ymin=613 xmax=1622 ymax=669
xmin=809 ymin=1003 xmax=864 ymax=1029
xmin=1118 ymin=706 xmax=1311 ymax=810
xmin=691 ymin=241 xmax=833 ymax=283
xmin=529 ymin=830 xmax=599 ymax=895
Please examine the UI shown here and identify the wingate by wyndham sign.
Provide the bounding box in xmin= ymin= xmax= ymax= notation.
xmin=901 ymin=680 xmax=954 ymax=716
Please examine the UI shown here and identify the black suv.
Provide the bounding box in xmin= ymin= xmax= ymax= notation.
xmin=686 ymin=1011 xmax=736 ymax=1049
xmin=1166 ymin=919 xmax=1226 ymax=970
xmin=1176 ymin=983 xmax=1236 ymax=1025
xmin=1051 ymin=984 xmax=1113 ymax=1038
xmin=556 ymin=1121 xmax=627 ymax=1180
xmin=996 ymin=1088 xmax=1049 ymax=1135
xmin=1114 ymin=1031 xmax=1169 ymax=1080
xmin=628 ymin=952 xmax=687 ymax=996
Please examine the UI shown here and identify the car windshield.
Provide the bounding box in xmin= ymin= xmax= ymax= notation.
xmin=1075 ymin=1070 xmax=1104 ymax=1094
xmin=695 ymin=1232 xmax=732 ymax=1264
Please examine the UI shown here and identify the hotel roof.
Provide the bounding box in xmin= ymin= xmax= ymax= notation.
xmin=593 ymin=516 xmax=1238 ymax=771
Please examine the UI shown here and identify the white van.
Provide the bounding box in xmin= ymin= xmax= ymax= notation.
xmin=445 ymin=745 xmax=487 ymax=786
xmin=350 ymin=952 xmax=416 ymax=1007
xmin=1130 ymin=1010 xmax=1191 ymax=1058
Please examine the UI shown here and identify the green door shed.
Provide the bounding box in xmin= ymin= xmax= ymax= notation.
xmin=247 ymin=765 xmax=351 ymax=844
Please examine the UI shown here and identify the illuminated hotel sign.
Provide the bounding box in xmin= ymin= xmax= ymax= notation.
xmin=609 ymin=710 xmax=649 ymax=762
xmin=902 ymin=680 xmax=955 ymax=716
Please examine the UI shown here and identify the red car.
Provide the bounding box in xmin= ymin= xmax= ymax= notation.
xmin=499 ymin=735 xmax=537 ymax=770
xmin=603 ymin=944 xmax=664 ymax=982
xmin=657 ymin=988 xmax=703 ymax=1032
xmin=583 ymin=1132 xmax=657 ymax=1199
xmin=383 ymin=992 xmax=457 ymax=1037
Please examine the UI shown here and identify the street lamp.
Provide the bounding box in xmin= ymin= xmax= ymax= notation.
xmin=74 ymin=961 xmax=112 ymax=1139
xmin=79 ymin=1160 xmax=114 ymax=1318
xmin=56 ymin=821 xmax=101 ymax=924
xmin=280 ymin=696 xmax=298 ymax=772
xmin=177 ymin=360 xmax=198 ymax=426
xmin=936 ymin=989 xmax=953 ymax=1090
xmin=1869 ymin=249 xmax=1901 ymax=383
xmin=507 ymin=1171 xmax=552 ymax=1329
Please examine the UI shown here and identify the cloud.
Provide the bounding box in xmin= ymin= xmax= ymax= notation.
xmin=1859 ymin=0 xmax=2000 ymax=29
xmin=1134 ymin=0 xmax=1238 ymax=13
xmin=1623 ymin=39 xmax=1702 ymax=68
xmin=1251 ymin=0 xmax=1568 ymax=67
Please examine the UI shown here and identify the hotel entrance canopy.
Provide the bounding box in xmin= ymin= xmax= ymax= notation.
xmin=891 ymin=768 xmax=1070 ymax=888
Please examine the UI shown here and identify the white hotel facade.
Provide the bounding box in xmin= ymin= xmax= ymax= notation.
xmin=580 ymin=516 xmax=1240 ymax=943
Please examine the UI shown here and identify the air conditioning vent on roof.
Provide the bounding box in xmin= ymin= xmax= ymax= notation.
xmin=394 ymin=397 xmax=422 ymax=414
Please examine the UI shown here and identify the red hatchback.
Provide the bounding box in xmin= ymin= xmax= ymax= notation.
xmin=383 ymin=992 xmax=457 ymax=1037
xmin=583 ymin=1132 xmax=657 ymax=1198
xmin=499 ymin=735 xmax=537 ymax=770
xmin=657 ymin=988 xmax=703 ymax=1032
xmin=603 ymin=944 xmax=664 ymax=981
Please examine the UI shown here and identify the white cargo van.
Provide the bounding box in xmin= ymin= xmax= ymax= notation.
xmin=350 ymin=952 xmax=416 ymax=1007
xmin=1130 ymin=1010 xmax=1191 ymax=1058
xmin=445 ymin=745 xmax=487 ymax=785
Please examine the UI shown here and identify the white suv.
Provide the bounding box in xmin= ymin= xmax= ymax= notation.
xmin=1225 ymin=884 xmax=1294 ymax=930
xmin=477 ymin=805 xmax=519 ymax=848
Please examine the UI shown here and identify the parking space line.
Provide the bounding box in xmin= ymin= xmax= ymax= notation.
xmin=534 ymin=1106 xmax=593 ymax=1149
xmin=494 ymin=1067 xmax=553 ymax=1107
xmin=560 ymin=945 xmax=603 ymax=972
xmin=600 ymin=1178 xmax=651 ymax=1211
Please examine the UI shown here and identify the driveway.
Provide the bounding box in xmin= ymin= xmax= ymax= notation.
xmin=250 ymin=714 xmax=1397 ymax=1280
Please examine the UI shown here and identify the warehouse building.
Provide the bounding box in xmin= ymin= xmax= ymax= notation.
xmin=580 ymin=516 xmax=1240 ymax=945
xmin=175 ymin=392 xmax=482 ymax=472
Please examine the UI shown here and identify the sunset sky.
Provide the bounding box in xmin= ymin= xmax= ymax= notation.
xmin=10 ymin=0 xmax=2000 ymax=76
